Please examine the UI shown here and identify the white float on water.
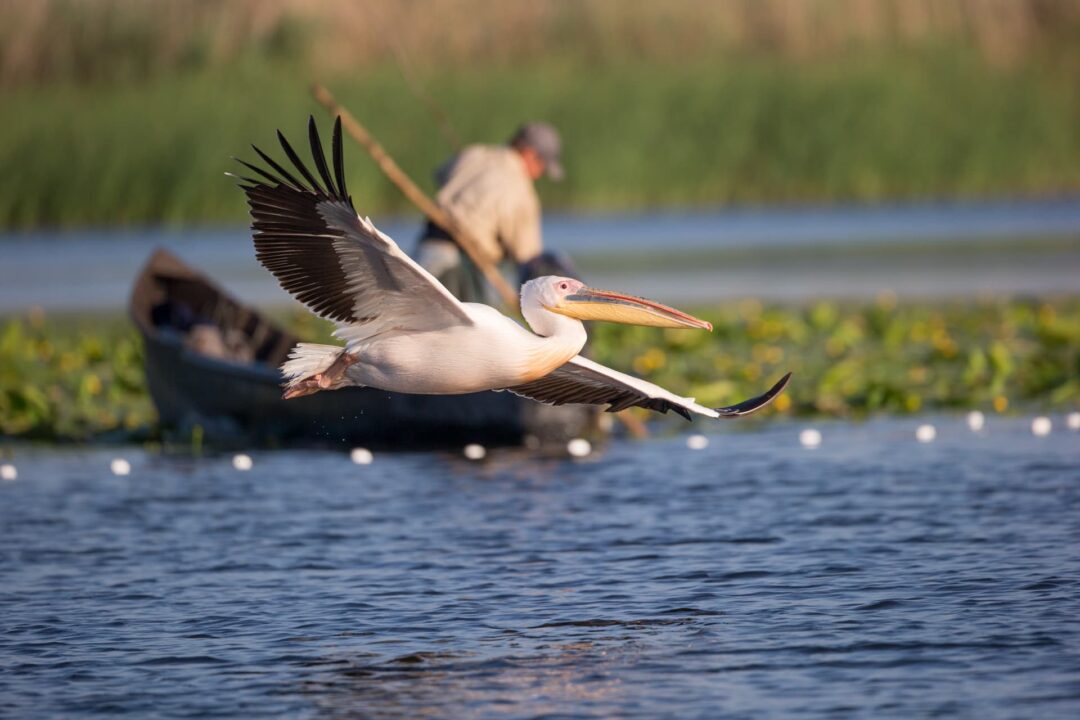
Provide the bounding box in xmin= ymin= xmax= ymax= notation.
xmin=110 ymin=458 xmax=131 ymax=476
xmin=0 ymin=464 xmax=16 ymax=481
xmin=566 ymin=438 xmax=592 ymax=458
xmin=463 ymin=444 xmax=486 ymax=460
xmin=799 ymin=428 xmax=822 ymax=449
xmin=350 ymin=447 xmax=373 ymax=465
xmin=232 ymin=454 xmax=253 ymax=471
xmin=966 ymin=410 xmax=986 ymax=432
xmin=1031 ymin=416 xmax=1052 ymax=437
xmin=686 ymin=434 xmax=709 ymax=450
xmin=1067 ymin=412 xmax=1080 ymax=431
xmin=916 ymin=424 xmax=937 ymax=443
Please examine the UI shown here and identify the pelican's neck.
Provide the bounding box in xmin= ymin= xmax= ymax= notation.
xmin=522 ymin=301 xmax=585 ymax=342
xmin=520 ymin=303 xmax=588 ymax=379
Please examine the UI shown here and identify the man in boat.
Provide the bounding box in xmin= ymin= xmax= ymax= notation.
xmin=415 ymin=121 xmax=564 ymax=302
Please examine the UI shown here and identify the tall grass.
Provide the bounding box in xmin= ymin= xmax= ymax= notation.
xmin=1 ymin=50 xmax=1077 ymax=228
xmin=1 ymin=1 xmax=1078 ymax=228
xmin=4 ymin=0 xmax=1079 ymax=87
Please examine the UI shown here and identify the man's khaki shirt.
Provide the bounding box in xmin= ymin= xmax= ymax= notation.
xmin=435 ymin=144 xmax=542 ymax=265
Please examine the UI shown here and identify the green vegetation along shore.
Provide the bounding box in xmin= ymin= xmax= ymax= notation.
xmin=2 ymin=297 xmax=1076 ymax=442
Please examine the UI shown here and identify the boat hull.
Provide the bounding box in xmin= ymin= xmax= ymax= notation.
xmin=131 ymin=249 xmax=595 ymax=449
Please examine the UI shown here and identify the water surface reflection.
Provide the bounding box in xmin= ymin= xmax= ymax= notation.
xmin=1 ymin=417 xmax=1078 ymax=717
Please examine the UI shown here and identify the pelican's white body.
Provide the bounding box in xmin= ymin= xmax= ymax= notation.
xmin=280 ymin=274 xmax=720 ymax=416
xmin=337 ymin=302 xmax=585 ymax=394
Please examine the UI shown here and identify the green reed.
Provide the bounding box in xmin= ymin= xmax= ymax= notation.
xmin=1 ymin=48 xmax=1078 ymax=229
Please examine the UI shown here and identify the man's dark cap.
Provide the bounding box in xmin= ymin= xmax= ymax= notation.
xmin=510 ymin=121 xmax=564 ymax=181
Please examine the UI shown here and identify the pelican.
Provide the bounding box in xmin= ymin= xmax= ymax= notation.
xmin=231 ymin=117 xmax=790 ymax=420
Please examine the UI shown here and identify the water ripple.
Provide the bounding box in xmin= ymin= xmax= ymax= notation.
xmin=1 ymin=417 xmax=1078 ymax=718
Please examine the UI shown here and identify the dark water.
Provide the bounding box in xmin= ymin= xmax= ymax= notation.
xmin=2 ymin=417 xmax=1079 ymax=718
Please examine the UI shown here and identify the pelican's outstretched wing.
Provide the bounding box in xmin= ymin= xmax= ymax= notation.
xmin=232 ymin=116 xmax=473 ymax=332
xmin=506 ymin=356 xmax=791 ymax=421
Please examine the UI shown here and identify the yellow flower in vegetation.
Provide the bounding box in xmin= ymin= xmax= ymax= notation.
xmin=932 ymin=331 xmax=958 ymax=358
xmin=993 ymin=395 xmax=1009 ymax=413
xmin=59 ymin=352 xmax=79 ymax=373
xmin=81 ymin=373 xmax=102 ymax=397
xmin=774 ymin=393 xmax=791 ymax=412
xmin=632 ymin=347 xmax=666 ymax=374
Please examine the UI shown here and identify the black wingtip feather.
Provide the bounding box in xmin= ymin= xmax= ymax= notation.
xmin=251 ymin=144 xmax=306 ymax=191
xmin=332 ymin=116 xmax=348 ymax=201
xmin=277 ymin=129 xmax=325 ymax=196
xmin=307 ymin=115 xmax=338 ymax=198
xmin=232 ymin=118 xmax=372 ymax=325
xmin=235 ymin=157 xmax=286 ymax=187
xmin=715 ymin=371 xmax=792 ymax=418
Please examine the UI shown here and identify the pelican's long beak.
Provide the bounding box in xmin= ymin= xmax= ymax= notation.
xmin=548 ymin=288 xmax=712 ymax=330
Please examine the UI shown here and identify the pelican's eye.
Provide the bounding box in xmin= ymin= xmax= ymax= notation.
xmin=559 ymin=282 xmax=569 ymax=291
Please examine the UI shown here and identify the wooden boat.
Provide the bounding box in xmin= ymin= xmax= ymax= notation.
xmin=129 ymin=248 xmax=596 ymax=449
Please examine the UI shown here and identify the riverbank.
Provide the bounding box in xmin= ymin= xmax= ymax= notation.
xmin=2 ymin=297 xmax=1076 ymax=442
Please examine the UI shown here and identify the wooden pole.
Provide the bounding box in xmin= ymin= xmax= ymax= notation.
xmin=311 ymin=83 xmax=519 ymax=310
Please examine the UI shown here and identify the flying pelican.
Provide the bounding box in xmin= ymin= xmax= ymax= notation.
xmin=231 ymin=117 xmax=790 ymax=420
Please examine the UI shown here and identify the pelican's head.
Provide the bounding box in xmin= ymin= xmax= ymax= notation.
xmin=521 ymin=276 xmax=712 ymax=335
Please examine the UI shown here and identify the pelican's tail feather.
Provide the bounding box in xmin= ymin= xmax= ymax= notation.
xmin=280 ymin=343 xmax=355 ymax=399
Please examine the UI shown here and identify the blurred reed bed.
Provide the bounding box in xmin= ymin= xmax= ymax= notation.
xmin=1 ymin=1 xmax=1078 ymax=228
xmin=4 ymin=0 xmax=1079 ymax=86
xmin=2 ymin=52 xmax=1078 ymax=228
xmin=2 ymin=297 xmax=1077 ymax=441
